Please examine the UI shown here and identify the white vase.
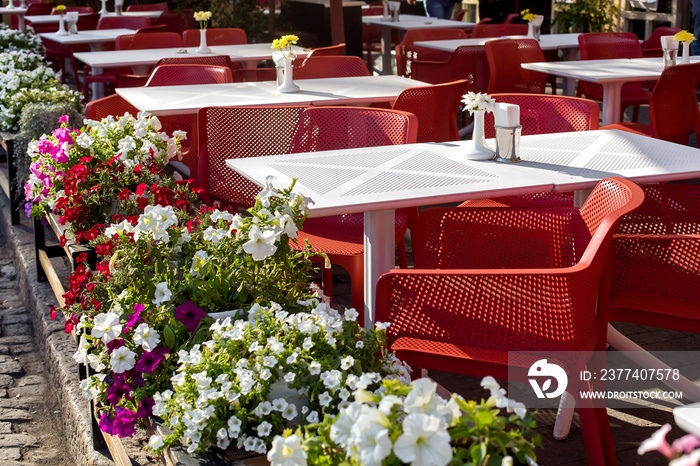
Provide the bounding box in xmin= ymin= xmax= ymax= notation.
xmin=682 ymin=41 xmax=691 ymax=65
xmin=99 ymin=0 xmax=108 ymax=16
xmin=56 ymin=16 xmax=68 ymax=36
xmin=197 ymin=29 xmax=212 ymax=54
xmin=382 ymin=2 xmax=389 ymax=20
xmin=278 ymin=57 xmax=300 ymax=93
xmin=19 ymin=0 xmax=26 ymax=8
xmin=465 ymin=110 xmax=494 ymax=161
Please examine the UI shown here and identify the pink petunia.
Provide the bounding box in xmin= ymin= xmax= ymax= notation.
xmin=638 ymin=424 xmax=674 ymax=458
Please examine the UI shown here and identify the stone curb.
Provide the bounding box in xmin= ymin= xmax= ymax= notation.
xmin=0 ymin=192 xmax=113 ymax=466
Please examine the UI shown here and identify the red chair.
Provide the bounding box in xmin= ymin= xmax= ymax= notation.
xmin=232 ymin=68 xmax=277 ymax=82
xmin=42 ymin=12 xmax=100 ymax=83
xmin=182 ymin=27 xmax=248 ymax=46
xmin=601 ymin=63 xmax=700 ymax=145
xmin=96 ymin=16 xmax=150 ymax=30
xmin=116 ymin=55 xmax=239 ymax=88
xmin=362 ymin=6 xmax=399 ymax=71
xmin=469 ymin=22 xmax=527 ymax=38
xmin=307 ymin=43 xmax=346 ymax=57
xmin=485 ymin=38 xmax=547 ymax=94
xmin=392 ymin=79 xmax=470 ymax=143
xmin=135 ymin=24 xmax=167 ymax=33
xmin=292 ymin=56 xmax=370 ymax=79
xmin=578 ymin=32 xmax=651 ymax=122
xmin=394 ymin=28 xmax=468 ymax=78
xmin=611 ymin=183 xmax=700 ymax=332
xmin=30 ymin=6 xmax=94 ymax=33
xmin=410 ymin=45 xmax=489 ymax=90
xmin=641 ymin=26 xmax=682 ymax=57
xmin=375 ymin=177 xmax=645 ymax=466
xmin=12 ymin=1 xmax=53 ymax=29
xmin=461 ymin=94 xmax=599 ymax=209
xmin=85 ymin=94 xmax=140 ymax=120
xmin=503 ymin=12 xmax=520 ymax=23
xmin=287 ymin=107 xmax=417 ymax=313
xmin=125 ymin=3 xmax=169 ymax=11
xmin=151 ymin=11 xmax=186 ymax=34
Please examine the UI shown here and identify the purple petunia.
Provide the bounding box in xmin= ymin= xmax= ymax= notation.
xmin=123 ymin=304 xmax=145 ymax=333
xmin=174 ymin=301 xmax=206 ymax=333
xmin=98 ymin=412 xmax=116 ymax=435
xmin=112 ymin=408 xmax=136 ymax=438
xmin=106 ymin=338 xmax=125 ymax=354
xmin=105 ymin=381 xmax=131 ymax=406
xmin=136 ymin=397 xmax=155 ymax=418
xmin=134 ymin=348 xmax=168 ymax=374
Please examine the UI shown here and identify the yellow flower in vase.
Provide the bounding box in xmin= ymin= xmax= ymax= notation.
xmin=55 ymin=4 xmax=66 ymax=15
xmin=521 ymin=8 xmax=537 ymax=22
xmin=271 ymin=34 xmax=299 ymax=60
xmin=674 ymin=30 xmax=696 ymax=43
xmin=193 ymin=11 xmax=212 ymax=30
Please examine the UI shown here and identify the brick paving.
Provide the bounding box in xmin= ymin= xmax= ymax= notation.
xmin=0 ymin=246 xmax=72 ymax=465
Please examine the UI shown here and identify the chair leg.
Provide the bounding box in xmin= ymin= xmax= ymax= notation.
xmin=322 ymin=262 xmax=333 ymax=307
xmin=553 ymin=391 xmax=575 ymax=440
xmin=577 ymin=406 xmax=608 ymax=465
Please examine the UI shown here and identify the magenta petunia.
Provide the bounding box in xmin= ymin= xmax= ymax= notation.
xmin=52 ymin=127 xmax=74 ymax=145
xmin=106 ymin=338 xmax=125 ymax=354
xmin=58 ymin=115 xmax=69 ymax=125
xmin=98 ymin=413 xmax=116 ymax=435
xmin=174 ymin=301 xmax=206 ymax=332
xmin=136 ymin=397 xmax=155 ymax=418
xmin=105 ymin=381 xmax=131 ymax=406
xmin=112 ymin=408 xmax=136 ymax=438
xmin=124 ymin=304 xmax=145 ymax=333
xmin=134 ymin=348 xmax=167 ymax=374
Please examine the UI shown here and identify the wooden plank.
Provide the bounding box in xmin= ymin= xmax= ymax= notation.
xmin=101 ymin=430 xmax=133 ymax=466
xmin=37 ymin=249 xmax=66 ymax=309
xmin=0 ymin=168 xmax=9 ymax=199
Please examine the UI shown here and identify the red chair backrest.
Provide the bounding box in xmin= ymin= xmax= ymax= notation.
xmin=97 ymin=16 xmax=150 ymax=30
xmin=307 ymin=43 xmax=346 ymax=57
xmin=641 ymin=26 xmax=682 ymax=56
xmin=485 ymin=38 xmax=547 ymax=94
xmin=579 ymin=32 xmax=643 ymax=60
xmin=116 ymin=32 xmax=183 ymax=50
xmin=288 ymin=106 xmax=417 ymax=153
xmin=395 ymin=28 xmax=468 ymax=77
xmin=483 ymin=94 xmax=600 ymax=138
xmin=292 ymin=56 xmax=370 ymax=79
xmin=12 ymin=1 xmax=52 ymax=27
xmin=182 ymin=28 xmax=248 ymax=46
xmin=470 ymin=23 xmax=527 ymax=38
xmin=649 ymin=63 xmax=700 ymax=143
xmin=145 ymin=64 xmax=233 ymax=86
xmin=392 ymin=79 xmax=470 ymax=143
xmin=503 ymin=13 xmax=520 ymax=23
xmin=51 ymin=6 xmax=93 ymax=13
xmin=196 ymin=106 xmax=308 ymax=206
xmin=85 ymin=94 xmax=140 ymax=120
xmin=152 ymin=11 xmax=186 ymax=34
xmin=155 ymin=55 xmax=234 ymax=69
xmin=126 ymin=3 xmax=168 ymax=11
xmin=232 ymin=68 xmax=276 ymax=82
xmin=411 ymin=45 xmax=489 ymax=90
xmin=76 ymin=12 xmax=100 ymax=31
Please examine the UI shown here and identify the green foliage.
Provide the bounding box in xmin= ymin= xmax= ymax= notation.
xmin=552 ymin=0 xmax=618 ymax=33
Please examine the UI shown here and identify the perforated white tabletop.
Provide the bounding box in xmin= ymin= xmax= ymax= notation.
xmin=415 ymin=33 xmax=581 ymax=53
xmin=116 ymin=75 xmax=428 ymax=115
xmin=39 ymin=28 xmax=135 ymax=46
xmin=225 ymin=129 xmax=700 ymax=324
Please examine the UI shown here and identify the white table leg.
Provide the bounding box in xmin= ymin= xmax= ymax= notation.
xmin=607 ymin=325 xmax=700 ymax=401
xmin=560 ymin=48 xmax=578 ymax=96
xmin=91 ymin=66 xmax=104 ymax=100
xmin=601 ymin=82 xmax=623 ymax=126
xmin=380 ymin=26 xmax=392 ymax=75
xmin=364 ymin=208 xmax=395 ymax=327
xmin=18 ymin=15 xmax=25 ymax=30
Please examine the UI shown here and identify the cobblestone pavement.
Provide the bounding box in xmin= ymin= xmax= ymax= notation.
xmin=0 ymin=249 xmax=72 ymax=464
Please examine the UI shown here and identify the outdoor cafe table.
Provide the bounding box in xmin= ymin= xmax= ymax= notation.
xmin=0 ymin=5 xmax=27 ymax=30
xmin=24 ymin=11 xmax=163 ymax=25
xmin=115 ymin=75 xmax=427 ymax=115
xmin=361 ymin=14 xmax=475 ymax=74
xmin=415 ymin=33 xmax=581 ymax=95
xmin=522 ymin=56 xmax=700 ymax=126
xmin=224 ymin=129 xmax=700 ymax=327
xmin=39 ymin=28 xmax=136 ymax=51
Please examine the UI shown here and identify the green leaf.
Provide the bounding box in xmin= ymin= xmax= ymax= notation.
xmin=163 ymin=325 xmax=176 ymax=349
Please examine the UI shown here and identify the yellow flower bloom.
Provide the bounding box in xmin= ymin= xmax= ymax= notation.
xmin=271 ymin=35 xmax=299 ymax=51
xmin=674 ymin=30 xmax=696 ymax=43
xmin=193 ymin=11 xmax=212 ymax=21
xmin=55 ymin=4 xmax=66 ymax=11
xmin=521 ymin=9 xmax=537 ymax=22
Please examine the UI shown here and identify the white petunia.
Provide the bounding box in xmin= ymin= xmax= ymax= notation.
xmin=284 ymin=372 xmax=295 ymax=383
xmin=133 ymin=323 xmax=161 ymax=352
xmin=281 ymin=404 xmax=298 ymax=421
xmin=340 ymin=355 xmax=355 ymax=371
xmin=242 ymin=225 xmax=278 ymax=261
xmin=91 ymin=312 xmax=123 ymax=344
xmin=267 ymin=434 xmax=307 ymax=466
xmin=344 ymin=308 xmax=359 ymax=321
xmin=151 ymin=281 xmax=172 ymax=305
xmin=393 ymin=413 xmax=453 ymax=466
xmin=148 ymin=435 xmax=164 ymax=450
xmin=110 ymin=346 xmax=136 ymax=373
xmin=319 ymin=391 xmax=332 ymax=407
xmin=257 ymin=421 xmax=273 ymax=437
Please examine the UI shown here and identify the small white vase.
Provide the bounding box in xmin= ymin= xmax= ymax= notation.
xmin=278 ymin=57 xmax=300 ymax=93
xmin=99 ymin=0 xmax=108 ymax=16
xmin=382 ymin=2 xmax=389 ymax=20
xmin=56 ymin=16 xmax=68 ymax=36
xmin=465 ymin=110 xmax=494 ymax=161
xmin=197 ymin=29 xmax=212 ymax=54
xmin=682 ymin=41 xmax=691 ymax=65
xmin=19 ymin=0 xmax=26 ymax=8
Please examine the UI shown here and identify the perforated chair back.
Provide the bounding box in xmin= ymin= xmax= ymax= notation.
xmin=232 ymin=68 xmax=276 ymax=82
xmin=126 ymin=3 xmax=169 ymax=11
xmin=485 ymin=38 xmax=547 ymax=94
xmin=116 ymin=32 xmax=183 ymax=50
xmin=288 ymin=106 xmax=418 ymax=153
xmin=85 ymin=94 xmax=140 ymax=120
xmin=196 ymin=106 xmax=308 ymax=206
xmin=392 ymin=79 xmax=470 ymax=143
xmin=470 ymin=22 xmax=527 ymax=38
xmin=155 ymin=54 xmax=234 ymax=69
xmin=395 ymin=28 xmax=468 ymax=78
xmin=145 ymin=64 xmax=233 ymax=86
xmin=411 ymin=45 xmax=489 ymax=90
xmin=97 ymin=16 xmax=150 ymax=30
xmin=152 ymin=11 xmax=186 ymax=34
xmin=74 ymin=13 xmax=100 ymax=31
xmin=182 ymin=28 xmax=248 ymax=46
xmin=11 ymin=2 xmax=52 ymax=28
xmin=641 ymin=26 xmax=681 ymax=57
xmin=648 ymin=62 xmax=700 ymax=143
xmin=483 ymin=94 xmax=600 ymax=138
xmin=307 ymin=43 xmax=346 ymax=57
xmin=579 ymin=32 xmax=643 ymax=60
xmin=292 ymin=56 xmax=370 ymax=79
xmin=503 ymin=13 xmax=520 ymax=23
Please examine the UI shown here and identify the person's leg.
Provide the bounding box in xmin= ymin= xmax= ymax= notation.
xmin=693 ymin=0 xmax=700 ymax=55
xmin=424 ymin=0 xmax=450 ymax=18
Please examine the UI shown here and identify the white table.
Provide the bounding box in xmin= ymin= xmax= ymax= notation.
xmin=116 ymin=75 xmax=427 ymax=115
xmin=0 ymin=5 xmax=27 ymax=30
xmin=39 ymin=28 xmax=135 ymax=51
xmin=362 ymin=14 xmax=475 ymax=74
xmin=103 ymin=11 xmax=163 ymax=19
xmin=522 ymin=56 xmax=700 ymax=126
xmin=674 ymin=402 xmax=700 ymax=437
xmin=75 ymin=44 xmax=308 ymax=75
xmin=225 ymin=129 xmax=700 ymax=325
